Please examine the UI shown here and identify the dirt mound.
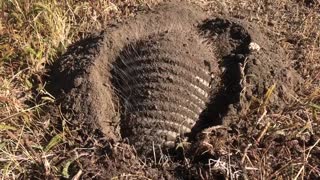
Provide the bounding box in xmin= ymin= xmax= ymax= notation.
xmin=49 ymin=1 xmax=303 ymax=178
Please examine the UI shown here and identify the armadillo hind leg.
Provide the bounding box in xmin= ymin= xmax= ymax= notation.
xmin=112 ymin=30 xmax=218 ymax=156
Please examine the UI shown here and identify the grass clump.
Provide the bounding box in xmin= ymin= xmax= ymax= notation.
xmin=0 ymin=0 xmax=129 ymax=178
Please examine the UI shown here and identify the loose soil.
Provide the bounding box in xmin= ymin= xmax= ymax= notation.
xmin=46 ymin=1 xmax=316 ymax=179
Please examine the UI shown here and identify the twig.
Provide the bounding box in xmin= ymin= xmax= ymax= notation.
xmin=0 ymin=103 xmax=46 ymax=122
xmin=241 ymin=144 xmax=252 ymax=163
xmin=256 ymin=122 xmax=271 ymax=143
xmin=72 ymin=169 xmax=83 ymax=180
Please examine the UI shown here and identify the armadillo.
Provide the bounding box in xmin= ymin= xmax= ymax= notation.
xmin=112 ymin=29 xmax=218 ymax=155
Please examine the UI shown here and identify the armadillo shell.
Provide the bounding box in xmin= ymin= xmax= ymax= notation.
xmin=112 ymin=30 xmax=217 ymax=155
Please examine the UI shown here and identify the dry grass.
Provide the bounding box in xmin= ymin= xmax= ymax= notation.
xmin=0 ymin=0 xmax=146 ymax=178
xmin=0 ymin=0 xmax=319 ymax=179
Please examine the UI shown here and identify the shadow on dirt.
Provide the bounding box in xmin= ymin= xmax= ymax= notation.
xmin=190 ymin=18 xmax=251 ymax=137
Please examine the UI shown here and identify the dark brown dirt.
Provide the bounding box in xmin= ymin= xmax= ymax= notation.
xmin=48 ymin=1 xmax=305 ymax=179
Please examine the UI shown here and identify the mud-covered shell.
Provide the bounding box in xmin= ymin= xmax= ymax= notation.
xmin=111 ymin=30 xmax=218 ymax=155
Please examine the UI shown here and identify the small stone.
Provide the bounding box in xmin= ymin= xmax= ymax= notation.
xmin=248 ymin=42 xmax=261 ymax=52
xmin=74 ymin=77 xmax=83 ymax=87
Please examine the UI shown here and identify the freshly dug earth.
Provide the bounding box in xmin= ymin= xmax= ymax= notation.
xmin=48 ymin=1 xmax=311 ymax=179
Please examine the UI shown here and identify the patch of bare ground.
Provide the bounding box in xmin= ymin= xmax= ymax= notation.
xmin=0 ymin=0 xmax=319 ymax=179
